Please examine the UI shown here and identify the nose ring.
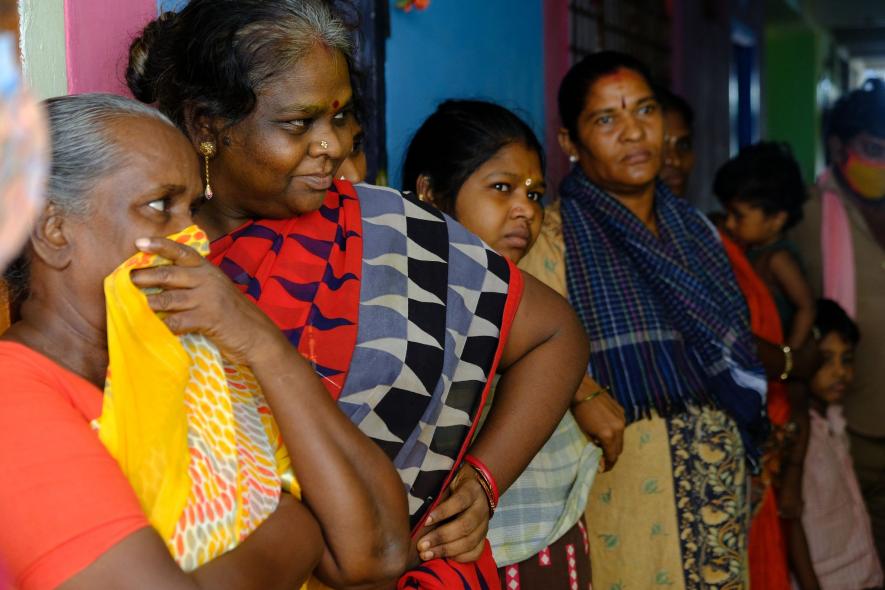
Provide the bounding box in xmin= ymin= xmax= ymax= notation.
xmin=319 ymin=140 xmax=329 ymax=150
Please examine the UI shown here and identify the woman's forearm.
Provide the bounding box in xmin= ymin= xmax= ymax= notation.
xmin=61 ymin=495 xmax=321 ymax=590
xmin=468 ymin=275 xmax=589 ymax=492
xmin=190 ymin=493 xmax=322 ymax=589
xmin=787 ymin=305 xmax=815 ymax=351
xmin=246 ymin=330 xmax=410 ymax=588
xmin=781 ymin=386 xmax=819 ymax=589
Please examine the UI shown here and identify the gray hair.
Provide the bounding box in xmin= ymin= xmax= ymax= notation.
xmin=2 ymin=94 xmax=178 ymax=303
xmin=236 ymin=0 xmax=353 ymax=88
xmin=43 ymin=93 xmax=177 ymax=215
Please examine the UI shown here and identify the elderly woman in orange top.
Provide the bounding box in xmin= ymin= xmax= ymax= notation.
xmin=0 ymin=93 xmax=409 ymax=590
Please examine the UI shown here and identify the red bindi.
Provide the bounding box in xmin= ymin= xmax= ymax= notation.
xmin=332 ymin=100 xmax=340 ymax=109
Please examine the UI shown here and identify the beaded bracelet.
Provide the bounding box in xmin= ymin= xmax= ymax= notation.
xmin=464 ymin=454 xmax=499 ymax=516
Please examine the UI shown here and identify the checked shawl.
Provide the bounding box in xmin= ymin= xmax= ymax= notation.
xmin=560 ymin=168 xmax=767 ymax=462
xmin=211 ymin=181 xmax=522 ymax=529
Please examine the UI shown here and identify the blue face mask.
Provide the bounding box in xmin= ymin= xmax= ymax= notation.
xmin=0 ymin=31 xmax=48 ymax=271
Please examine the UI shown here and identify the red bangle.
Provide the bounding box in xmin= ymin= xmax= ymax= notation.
xmin=464 ymin=454 xmax=500 ymax=512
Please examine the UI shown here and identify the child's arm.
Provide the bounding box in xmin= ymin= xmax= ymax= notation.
xmin=769 ymin=249 xmax=816 ymax=349
xmin=780 ymin=384 xmax=821 ymax=590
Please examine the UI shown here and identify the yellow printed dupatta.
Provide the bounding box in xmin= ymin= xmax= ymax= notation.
xmin=97 ymin=225 xmax=298 ymax=570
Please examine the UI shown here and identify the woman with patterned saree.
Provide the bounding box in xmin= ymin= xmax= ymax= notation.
xmin=519 ymin=51 xmax=767 ymax=589
xmin=0 ymin=93 xmax=408 ymax=590
xmin=127 ymin=1 xmax=590 ymax=587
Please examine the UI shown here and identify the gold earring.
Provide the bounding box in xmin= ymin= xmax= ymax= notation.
xmin=199 ymin=141 xmax=217 ymax=199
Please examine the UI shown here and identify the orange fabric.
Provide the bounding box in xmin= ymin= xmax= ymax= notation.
xmin=720 ymin=233 xmax=791 ymax=590
xmin=0 ymin=341 xmax=148 ymax=590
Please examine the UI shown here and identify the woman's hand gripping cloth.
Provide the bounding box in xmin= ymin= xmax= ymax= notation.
xmin=96 ymin=225 xmax=298 ymax=571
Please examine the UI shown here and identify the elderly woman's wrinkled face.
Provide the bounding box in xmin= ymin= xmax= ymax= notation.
xmin=209 ymin=43 xmax=354 ymax=219
xmin=565 ymin=68 xmax=663 ymax=195
xmin=65 ymin=117 xmax=201 ymax=317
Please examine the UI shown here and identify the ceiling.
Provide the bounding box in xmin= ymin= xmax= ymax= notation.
xmin=803 ymin=0 xmax=885 ymax=28
xmin=769 ymin=0 xmax=885 ymax=57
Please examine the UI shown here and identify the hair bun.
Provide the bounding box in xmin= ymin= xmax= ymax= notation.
xmin=126 ymin=11 xmax=178 ymax=104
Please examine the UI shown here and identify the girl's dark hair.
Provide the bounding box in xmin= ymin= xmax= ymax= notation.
xmin=401 ymin=99 xmax=545 ymax=214
xmin=126 ymin=0 xmax=355 ymax=131
xmin=826 ymin=78 xmax=885 ymax=144
xmin=557 ymin=51 xmax=655 ymax=141
xmin=713 ymin=141 xmax=808 ymax=230
xmin=815 ymin=298 xmax=860 ymax=345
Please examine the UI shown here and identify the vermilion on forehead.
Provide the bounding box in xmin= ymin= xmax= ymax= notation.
xmin=585 ymin=69 xmax=653 ymax=111
xmin=595 ymin=68 xmax=647 ymax=88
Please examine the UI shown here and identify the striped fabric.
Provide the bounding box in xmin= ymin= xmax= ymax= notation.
xmin=486 ymin=409 xmax=600 ymax=566
xmin=339 ymin=184 xmax=522 ymax=529
xmin=801 ymin=407 xmax=883 ymax=589
xmin=559 ymin=168 xmax=767 ymax=463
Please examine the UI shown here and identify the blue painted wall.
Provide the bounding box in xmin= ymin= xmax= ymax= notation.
xmin=157 ymin=0 xmax=188 ymax=12
xmin=384 ymin=1 xmax=545 ymax=189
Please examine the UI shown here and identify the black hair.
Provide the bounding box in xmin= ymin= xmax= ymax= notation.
xmin=557 ymin=51 xmax=656 ymax=141
xmin=815 ymin=298 xmax=860 ymax=346
xmin=126 ymin=0 xmax=356 ymax=132
xmin=826 ymin=78 xmax=885 ymax=144
xmin=401 ymin=99 xmax=545 ymax=214
xmin=655 ymin=85 xmax=694 ymax=131
xmin=713 ymin=141 xmax=808 ymax=231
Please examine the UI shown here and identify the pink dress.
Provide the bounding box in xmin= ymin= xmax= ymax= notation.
xmin=801 ymin=406 xmax=883 ymax=589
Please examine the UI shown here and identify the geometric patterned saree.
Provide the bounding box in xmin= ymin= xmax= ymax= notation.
xmin=210 ymin=181 xmax=523 ymax=533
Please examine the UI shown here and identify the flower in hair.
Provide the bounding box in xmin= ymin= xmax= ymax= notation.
xmin=395 ymin=0 xmax=430 ymax=12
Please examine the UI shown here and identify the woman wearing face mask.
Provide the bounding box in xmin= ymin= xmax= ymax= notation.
xmin=792 ymin=78 xmax=885 ymax=571
xmin=519 ymin=51 xmax=767 ymax=589
xmin=127 ymin=2 xmax=590 ymax=587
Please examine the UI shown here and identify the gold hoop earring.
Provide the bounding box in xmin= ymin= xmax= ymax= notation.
xmin=199 ymin=141 xmax=217 ymax=199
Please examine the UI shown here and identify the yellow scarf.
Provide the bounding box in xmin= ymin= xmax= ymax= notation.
xmin=97 ymin=225 xmax=298 ymax=570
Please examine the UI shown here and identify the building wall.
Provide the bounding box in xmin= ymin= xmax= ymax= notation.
xmin=19 ymin=0 xmax=174 ymax=99
xmin=384 ymin=1 xmax=545 ymax=190
xmin=671 ymin=0 xmax=766 ymax=211
xmin=765 ymin=24 xmax=823 ymax=182
xmin=764 ymin=20 xmax=844 ymax=183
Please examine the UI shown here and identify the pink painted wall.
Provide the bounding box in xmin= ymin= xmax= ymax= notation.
xmin=64 ymin=0 xmax=156 ymax=95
